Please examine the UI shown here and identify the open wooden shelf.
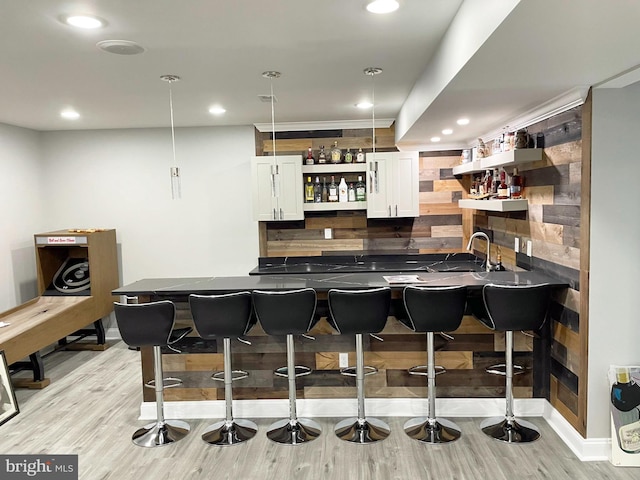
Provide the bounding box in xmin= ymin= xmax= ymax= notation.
xmin=458 ymin=198 xmax=528 ymax=212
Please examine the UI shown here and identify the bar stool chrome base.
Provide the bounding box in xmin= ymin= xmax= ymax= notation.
xmin=404 ymin=417 xmax=461 ymax=443
xmin=480 ymin=416 xmax=540 ymax=443
xmin=201 ymin=419 xmax=258 ymax=446
xmin=132 ymin=420 xmax=190 ymax=448
xmin=335 ymin=417 xmax=390 ymax=444
xmin=267 ymin=418 xmax=322 ymax=445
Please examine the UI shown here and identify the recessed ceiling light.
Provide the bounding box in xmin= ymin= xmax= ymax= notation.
xmin=356 ymin=101 xmax=373 ymax=109
xmin=63 ymin=15 xmax=106 ymax=29
xmin=209 ymin=106 xmax=226 ymax=115
xmin=430 ymin=136 xmax=441 ymax=142
xmin=97 ymin=40 xmax=145 ymax=55
xmin=366 ymin=0 xmax=400 ymax=14
xmin=456 ymin=118 xmax=470 ymax=126
xmin=442 ymin=128 xmax=453 ymax=135
xmin=60 ymin=110 xmax=80 ymax=120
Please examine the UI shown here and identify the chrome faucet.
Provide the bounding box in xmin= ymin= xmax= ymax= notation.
xmin=466 ymin=231 xmax=492 ymax=272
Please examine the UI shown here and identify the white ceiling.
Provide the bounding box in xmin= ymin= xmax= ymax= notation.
xmin=1 ymin=0 xmax=639 ymax=149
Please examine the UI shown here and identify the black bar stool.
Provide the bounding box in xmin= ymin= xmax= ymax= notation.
xmin=114 ymin=300 xmax=191 ymax=447
xmin=472 ymin=283 xmax=551 ymax=443
xmin=252 ymin=288 xmax=322 ymax=445
xmin=400 ymin=285 xmax=467 ymax=443
xmin=327 ymin=287 xmax=391 ymax=444
xmin=189 ymin=292 xmax=258 ymax=446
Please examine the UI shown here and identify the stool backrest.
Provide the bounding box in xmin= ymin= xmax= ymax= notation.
xmin=402 ymin=285 xmax=467 ymax=333
xmin=114 ymin=300 xmax=175 ymax=347
xmin=482 ymin=283 xmax=551 ymax=331
xmin=328 ymin=287 xmax=391 ymax=335
xmin=189 ymin=291 xmax=254 ymax=339
xmin=252 ymin=288 xmax=317 ymax=336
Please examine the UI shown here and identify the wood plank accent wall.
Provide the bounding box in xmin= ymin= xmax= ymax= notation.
xmin=469 ymin=105 xmax=588 ymax=436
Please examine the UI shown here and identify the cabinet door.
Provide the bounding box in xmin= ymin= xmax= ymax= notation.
xmin=366 ymin=152 xmax=393 ymax=218
xmin=275 ymin=155 xmax=304 ymax=221
xmin=251 ymin=156 xmax=278 ymax=221
xmin=392 ymin=151 xmax=419 ymax=217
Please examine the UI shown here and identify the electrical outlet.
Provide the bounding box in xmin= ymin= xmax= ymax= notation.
xmin=339 ymin=353 xmax=349 ymax=368
xmin=526 ymin=240 xmax=533 ymax=257
xmin=514 ymin=238 xmax=520 ymax=253
xmin=324 ymin=228 xmax=332 ymax=240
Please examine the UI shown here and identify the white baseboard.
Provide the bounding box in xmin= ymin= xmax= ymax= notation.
xmin=105 ymin=327 xmax=121 ymax=341
xmin=139 ymin=397 xmax=610 ymax=462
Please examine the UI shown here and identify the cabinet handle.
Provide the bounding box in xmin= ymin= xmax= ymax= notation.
xmin=395 ymin=205 xmax=398 ymax=216
xmin=280 ymin=208 xmax=283 ymax=220
xmin=375 ymin=161 xmax=379 ymax=193
xmin=388 ymin=205 xmax=391 ymax=217
xmin=273 ymin=208 xmax=277 ymax=220
xmin=271 ymin=174 xmax=276 ymax=197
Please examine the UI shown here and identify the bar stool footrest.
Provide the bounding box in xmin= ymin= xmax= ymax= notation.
xmin=485 ymin=364 xmax=525 ymax=376
xmin=211 ymin=370 xmax=249 ymax=382
xmin=340 ymin=365 xmax=377 ymax=377
xmin=144 ymin=377 xmax=183 ymax=389
xmin=408 ymin=365 xmax=446 ymax=376
xmin=274 ymin=365 xmax=312 ymax=378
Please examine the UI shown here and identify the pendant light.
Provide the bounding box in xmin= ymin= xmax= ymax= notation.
xmin=262 ymin=71 xmax=281 ymax=157
xmin=160 ymin=74 xmax=181 ymax=200
xmin=364 ymin=67 xmax=382 ymax=157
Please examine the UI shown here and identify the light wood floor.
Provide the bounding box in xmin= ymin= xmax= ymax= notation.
xmin=2 ymin=343 xmax=639 ymax=480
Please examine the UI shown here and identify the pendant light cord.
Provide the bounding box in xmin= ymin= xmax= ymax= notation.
xmin=371 ymin=73 xmax=376 ymax=158
xmin=168 ymin=82 xmax=177 ymax=166
xmin=270 ymin=78 xmax=276 ymax=157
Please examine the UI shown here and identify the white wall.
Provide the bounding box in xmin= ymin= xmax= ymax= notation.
xmin=0 ymin=123 xmax=43 ymax=311
xmin=588 ymin=83 xmax=640 ymax=437
xmin=39 ymin=125 xmax=259 ymax=286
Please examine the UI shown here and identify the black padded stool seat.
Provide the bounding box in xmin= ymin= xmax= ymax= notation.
xmin=473 ymin=283 xmax=551 ymax=443
xmin=114 ymin=300 xmax=190 ymax=447
xmin=400 ymin=285 xmax=467 ymax=443
xmin=327 ymin=287 xmax=391 ymax=444
xmin=252 ymin=288 xmax=322 ymax=445
xmin=189 ymin=291 xmax=258 ymax=446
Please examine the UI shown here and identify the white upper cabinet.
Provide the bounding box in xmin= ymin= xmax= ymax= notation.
xmin=366 ymin=151 xmax=419 ymax=218
xmin=251 ymin=155 xmax=304 ymax=221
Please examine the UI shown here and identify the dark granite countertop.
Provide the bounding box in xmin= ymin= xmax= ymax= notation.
xmin=113 ymin=270 xmax=565 ymax=297
xmin=249 ymin=253 xmax=486 ymax=275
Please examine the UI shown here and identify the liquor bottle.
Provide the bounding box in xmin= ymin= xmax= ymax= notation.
xmin=356 ymin=176 xmax=366 ymax=201
xmin=482 ymin=169 xmax=492 ymax=195
xmin=611 ymin=367 xmax=640 ymax=453
xmin=510 ymin=167 xmax=523 ymax=198
xmin=497 ymin=169 xmax=509 ymax=199
xmin=348 ymin=183 xmax=356 ymax=202
xmin=356 ymin=148 xmax=365 ymax=163
xmin=321 ymin=177 xmax=328 ymax=202
xmin=318 ymin=145 xmax=327 ymax=164
xmin=494 ymin=254 xmax=506 ymax=271
xmin=338 ymin=177 xmax=348 ymax=202
xmin=330 ymin=141 xmax=342 ymax=164
xmin=328 ymin=175 xmax=338 ymax=202
xmin=344 ymin=148 xmax=353 ymax=163
xmin=305 ymin=176 xmax=314 ymax=203
xmin=314 ymin=176 xmax=322 ymax=203
xmin=492 ymin=170 xmax=499 ymax=195
xmin=305 ymin=147 xmax=314 ymax=165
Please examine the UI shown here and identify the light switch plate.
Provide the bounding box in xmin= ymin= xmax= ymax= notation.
xmin=514 ymin=238 xmax=520 ymax=253
xmin=526 ymin=240 xmax=533 ymax=257
xmin=324 ymin=228 xmax=332 ymax=239
xmin=339 ymin=353 xmax=349 ymax=368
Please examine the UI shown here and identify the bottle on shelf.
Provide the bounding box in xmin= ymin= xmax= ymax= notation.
xmin=305 ymin=176 xmax=314 ymax=203
xmin=318 ymin=145 xmax=327 ymax=164
xmin=328 ymin=175 xmax=338 ymax=202
xmin=330 ymin=141 xmax=342 ymax=164
xmin=510 ymin=167 xmax=523 ymax=198
xmin=494 ymin=253 xmax=506 ymax=271
xmin=356 ymin=148 xmax=365 ymax=163
xmin=305 ymin=147 xmax=314 ymax=165
xmin=482 ymin=169 xmax=492 ymax=195
xmin=611 ymin=367 xmax=640 ymax=453
xmin=314 ymin=176 xmax=322 ymax=203
xmin=492 ymin=170 xmax=499 ymax=195
xmin=338 ymin=177 xmax=348 ymax=202
xmin=356 ymin=176 xmax=366 ymax=201
xmin=497 ymin=169 xmax=509 ymax=199
xmin=347 ymin=183 xmax=356 ymax=202
xmin=344 ymin=148 xmax=353 ymax=163
xmin=321 ymin=177 xmax=328 ymax=202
